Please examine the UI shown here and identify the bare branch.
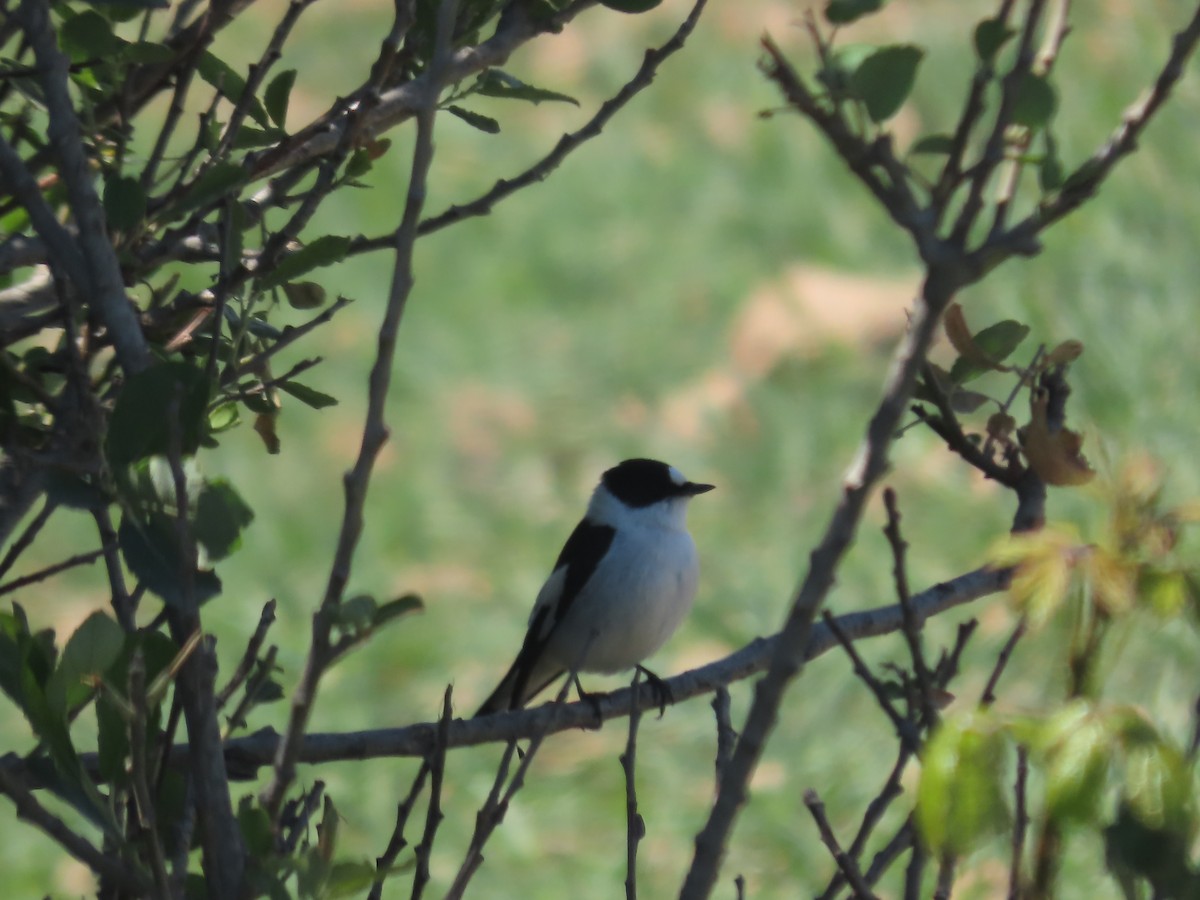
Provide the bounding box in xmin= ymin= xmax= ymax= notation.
xmin=0 ymin=545 xmax=108 ymax=597
xmin=14 ymin=0 xmax=149 ymax=374
xmin=30 ymin=566 xmax=1009 ymax=788
xmin=680 ymin=262 xmax=960 ymax=898
xmin=259 ymin=0 xmax=458 ymax=824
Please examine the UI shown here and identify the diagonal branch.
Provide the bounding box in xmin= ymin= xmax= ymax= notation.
xmin=259 ymin=0 xmax=458 ymax=825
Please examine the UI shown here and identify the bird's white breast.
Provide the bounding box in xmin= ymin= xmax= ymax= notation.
xmin=542 ymin=499 xmax=699 ymax=674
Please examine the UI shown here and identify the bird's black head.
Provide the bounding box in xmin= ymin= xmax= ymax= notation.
xmin=600 ymin=458 xmax=715 ymax=508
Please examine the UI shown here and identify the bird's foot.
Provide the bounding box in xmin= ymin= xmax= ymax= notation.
xmin=572 ymin=675 xmax=605 ymax=728
xmin=635 ymin=665 xmax=673 ymax=718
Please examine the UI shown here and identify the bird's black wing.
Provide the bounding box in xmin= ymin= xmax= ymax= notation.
xmin=547 ymin=518 xmax=615 ymax=627
xmin=475 ymin=519 xmax=615 ymax=715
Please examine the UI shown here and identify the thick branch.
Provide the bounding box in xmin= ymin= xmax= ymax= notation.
xmin=24 ymin=565 xmax=1008 ymax=786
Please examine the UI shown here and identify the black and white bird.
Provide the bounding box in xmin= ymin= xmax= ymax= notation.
xmin=475 ymin=458 xmax=714 ymax=716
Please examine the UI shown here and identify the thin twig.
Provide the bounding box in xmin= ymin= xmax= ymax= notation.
xmin=822 ymin=610 xmax=916 ymax=750
xmin=711 ymin=686 xmax=735 ymax=782
xmin=351 ymin=0 xmax=709 ymax=254
xmin=882 ymin=488 xmax=938 ymax=730
xmin=805 ymin=789 xmax=880 ymax=900
xmin=410 ymin=686 xmax=452 ymax=900
xmin=368 ymin=759 xmax=431 ymax=900
xmin=259 ymin=0 xmax=458 ymax=824
xmin=0 ymin=545 xmax=108 ymax=596
xmin=1008 ymin=747 xmax=1029 ymax=899
xmin=128 ymin=651 xmax=172 ymax=899
xmin=216 ymin=599 xmax=278 ymax=710
xmin=0 ymin=491 xmax=53 ymax=584
xmin=621 ymin=669 xmax=646 ymax=900
xmin=981 ymin=617 xmax=1027 ymax=706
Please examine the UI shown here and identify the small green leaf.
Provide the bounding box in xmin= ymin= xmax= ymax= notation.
xmin=338 ymin=595 xmax=377 ymax=631
xmin=599 ymin=0 xmax=662 ymax=11
xmin=106 ymin=362 xmax=211 ymax=467
xmin=909 ymin=134 xmax=956 ymax=156
xmin=949 ymin=320 xmax=1030 ymax=383
xmin=1040 ymin=131 xmax=1064 ymax=192
xmin=325 ymin=860 xmax=381 ymax=898
xmin=59 ymin=11 xmax=126 ymax=61
xmin=238 ymin=800 xmax=275 ymax=857
xmin=124 ymin=41 xmax=176 ymax=64
xmin=208 ymin=402 xmax=240 ymax=434
xmin=849 ymin=44 xmax=924 ymax=123
xmin=825 ymin=0 xmax=885 ymax=25
xmin=473 ymin=70 xmax=579 ymax=106
xmin=974 ymin=17 xmax=1015 ymax=64
xmin=373 ymin=594 xmax=423 ymax=630
xmin=917 ymin=712 xmax=1011 ymax=854
xmin=1041 ymin=711 xmax=1112 ymax=824
xmin=196 ymin=52 xmax=269 ymax=127
xmin=281 ymin=281 xmax=327 ymax=310
xmin=1011 ymin=73 xmax=1057 ymax=129
xmin=173 ymin=162 xmax=249 ymax=219
xmin=232 ymin=126 xmax=286 ymax=149
xmin=445 ymin=105 xmax=501 ymax=134
xmin=103 ymin=174 xmax=146 ymax=232
xmin=258 ymin=235 xmax=351 ymax=291
xmin=118 ymin=514 xmax=222 ymax=608
xmin=264 ymin=68 xmax=297 ymax=129
xmin=278 ymin=380 xmax=338 ymax=410
xmin=53 ymin=613 xmax=124 ymax=696
xmin=193 ymin=479 xmax=254 ymax=562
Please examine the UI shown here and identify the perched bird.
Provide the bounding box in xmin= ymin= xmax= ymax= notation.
xmin=475 ymin=458 xmax=714 ymax=716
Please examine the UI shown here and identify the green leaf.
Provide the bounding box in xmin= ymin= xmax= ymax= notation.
xmin=232 ymin=126 xmax=287 ymax=149
xmin=974 ymin=17 xmax=1015 ymax=64
xmin=59 ymin=11 xmax=126 ymax=61
xmin=264 ymin=68 xmax=297 ymax=128
xmin=1039 ymin=707 xmax=1112 ymax=824
xmin=258 ymin=235 xmax=351 ymax=291
xmin=325 ymin=860 xmax=381 ymax=898
xmin=118 ymin=514 xmax=222 ymax=608
xmin=473 ymin=70 xmax=579 ymax=106
xmin=1011 ymin=73 xmax=1057 ymax=129
xmin=281 ymin=281 xmax=327 ymax=310
xmin=849 ymin=44 xmax=924 ymax=123
xmin=208 ymin=402 xmax=240 ymax=434
xmin=47 ymin=612 xmax=125 ymax=714
xmin=949 ymin=319 xmax=1030 ymax=383
xmin=917 ymin=712 xmax=1010 ymax=854
xmin=445 ymin=105 xmax=501 ymax=134
xmin=193 ymin=479 xmax=254 ymax=562
xmin=173 ymin=162 xmax=249 ymax=219
xmin=103 ymin=174 xmax=146 ymax=232
xmin=825 ymin=0 xmax=885 ymax=25
xmin=599 ymin=0 xmax=662 ymax=11
xmin=909 ymin=134 xmax=956 ymax=156
xmin=124 ymin=41 xmax=176 ymax=64
xmin=278 ymin=380 xmax=338 ymax=410
xmin=238 ymin=799 xmax=275 ymax=857
xmin=338 ymin=595 xmax=377 ymax=632
xmin=1040 ymin=131 xmax=1064 ymax=192
xmin=105 ymin=362 xmax=211 ymax=467
xmin=196 ymin=52 xmax=269 ymax=127
xmin=373 ymin=594 xmax=423 ymax=630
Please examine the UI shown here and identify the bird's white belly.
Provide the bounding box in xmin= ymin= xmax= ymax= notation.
xmin=543 ymin=527 xmax=698 ymax=674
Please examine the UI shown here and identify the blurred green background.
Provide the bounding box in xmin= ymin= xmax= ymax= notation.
xmin=5 ymin=0 xmax=1200 ymax=895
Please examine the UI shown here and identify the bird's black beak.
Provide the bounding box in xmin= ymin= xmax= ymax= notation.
xmin=682 ymin=481 xmax=715 ymax=496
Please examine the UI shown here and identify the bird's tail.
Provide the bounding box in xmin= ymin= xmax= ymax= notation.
xmin=474 ymin=656 xmax=563 ymax=717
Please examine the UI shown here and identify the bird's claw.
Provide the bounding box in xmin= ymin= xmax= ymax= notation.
xmin=636 ymin=665 xmax=673 ymax=718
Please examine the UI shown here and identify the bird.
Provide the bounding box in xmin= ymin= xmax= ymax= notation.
xmin=475 ymin=458 xmax=714 ymax=717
